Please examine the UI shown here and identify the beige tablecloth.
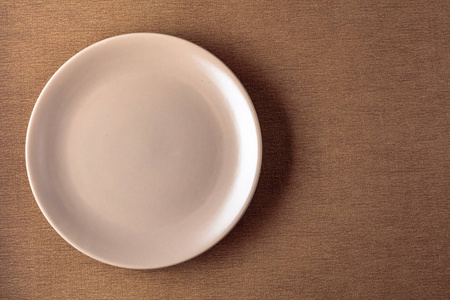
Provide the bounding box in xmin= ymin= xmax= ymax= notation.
xmin=1 ymin=1 xmax=449 ymax=298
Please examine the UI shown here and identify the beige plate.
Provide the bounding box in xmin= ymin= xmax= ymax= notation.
xmin=26 ymin=33 xmax=262 ymax=269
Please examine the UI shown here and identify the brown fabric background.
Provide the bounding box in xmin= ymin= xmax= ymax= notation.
xmin=1 ymin=0 xmax=449 ymax=298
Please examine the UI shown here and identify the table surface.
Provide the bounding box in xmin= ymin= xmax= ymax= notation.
xmin=1 ymin=1 xmax=449 ymax=298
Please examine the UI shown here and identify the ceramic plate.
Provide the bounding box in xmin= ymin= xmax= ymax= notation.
xmin=26 ymin=33 xmax=262 ymax=269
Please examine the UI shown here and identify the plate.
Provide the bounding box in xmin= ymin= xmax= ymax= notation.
xmin=25 ymin=33 xmax=262 ymax=269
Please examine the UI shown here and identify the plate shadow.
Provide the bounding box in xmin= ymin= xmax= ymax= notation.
xmin=161 ymin=33 xmax=296 ymax=270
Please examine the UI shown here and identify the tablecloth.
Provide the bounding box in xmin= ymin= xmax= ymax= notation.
xmin=1 ymin=0 xmax=449 ymax=298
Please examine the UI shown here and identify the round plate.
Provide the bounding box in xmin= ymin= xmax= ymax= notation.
xmin=26 ymin=33 xmax=261 ymax=269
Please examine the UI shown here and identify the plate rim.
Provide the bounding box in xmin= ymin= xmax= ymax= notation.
xmin=25 ymin=32 xmax=263 ymax=269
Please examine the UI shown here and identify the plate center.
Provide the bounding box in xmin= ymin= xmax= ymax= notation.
xmin=62 ymin=74 xmax=231 ymax=230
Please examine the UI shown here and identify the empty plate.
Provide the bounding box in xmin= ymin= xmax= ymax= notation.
xmin=26 ymin=33 xmax=262 ymax=269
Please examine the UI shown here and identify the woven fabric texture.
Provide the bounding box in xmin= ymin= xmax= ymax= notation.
xmin=1 ymin=1 xmax=449 ymax=298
